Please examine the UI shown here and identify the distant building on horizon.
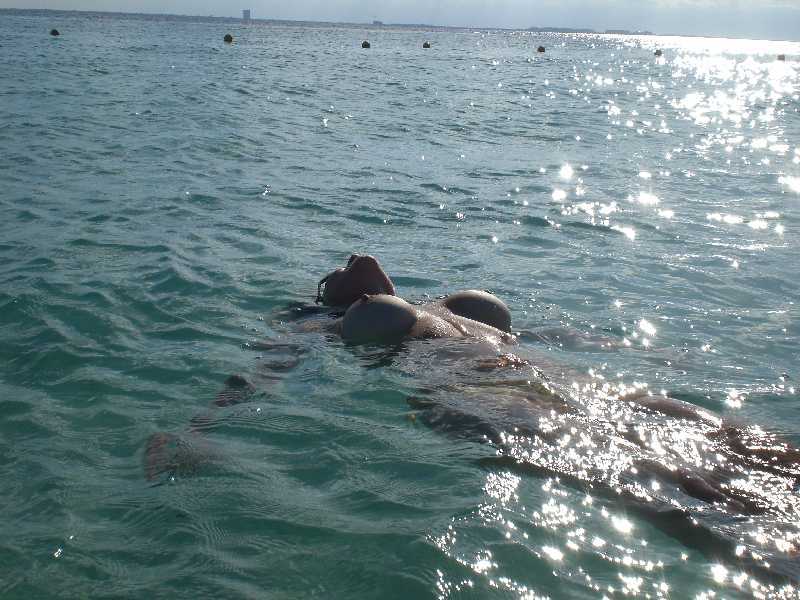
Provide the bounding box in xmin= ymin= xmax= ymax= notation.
xmin=605 ymin=28 xmax=654 ymax=35
xmin=242 ymin=9 xmax=251 ymax=22
xmin=372 ymin=20 xmax=383 ymax=26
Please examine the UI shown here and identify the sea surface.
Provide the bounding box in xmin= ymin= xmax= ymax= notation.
xmin=1 ymin=9 xmax=799 ymax=599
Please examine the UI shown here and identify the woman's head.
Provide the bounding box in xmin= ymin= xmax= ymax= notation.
xmin=316 ymin=254 xmax=396 ymax=307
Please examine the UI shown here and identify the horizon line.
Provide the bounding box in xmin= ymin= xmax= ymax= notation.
xmin=3 ymin=6 xmax=799 ymax=43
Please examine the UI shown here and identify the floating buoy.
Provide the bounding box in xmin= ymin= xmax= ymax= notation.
xmin=50 ymin=28 xmax=60 ymax=36
xmin=422 ymin=41 xmax=431 ymax=49
xmin=654 ymin=49 xmax=663 ymax=57
xmin=362 ymin=40 xmax=371 ymax=49
xmin=537 ymin=46 xmax=545 ymax=53
xmin=777 ymin=54 xmax=786 ymax=61
xmin=224 ymin=33 xmax=233 ymax=43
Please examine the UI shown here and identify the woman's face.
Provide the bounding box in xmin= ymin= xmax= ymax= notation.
xmin=317 ymin=254 xmax=396 ymax=307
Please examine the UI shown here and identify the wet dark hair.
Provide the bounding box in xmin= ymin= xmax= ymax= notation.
xmin=315 ymin=254 xmax=395 ymax=307
xmin=315 ymin=272 xmax=332 ymax=304
xmin=316 ymin=255 xmax=361 ymax=303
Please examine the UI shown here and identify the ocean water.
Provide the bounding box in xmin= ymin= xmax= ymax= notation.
xmin=1 ymin=9 xmax=799 ymax=598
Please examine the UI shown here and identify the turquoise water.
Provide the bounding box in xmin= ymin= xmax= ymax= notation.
xmin=1 ymin=9 xmax=799 ymax=598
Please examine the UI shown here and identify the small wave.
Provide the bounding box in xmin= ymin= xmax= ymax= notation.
xmin=508 ymin=234 xmax=560 ymax=249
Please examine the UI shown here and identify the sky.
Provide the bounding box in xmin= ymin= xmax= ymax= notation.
xmin=4 ymin=0 xmax=800 ymax=40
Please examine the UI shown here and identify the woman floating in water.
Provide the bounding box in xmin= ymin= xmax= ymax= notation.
xmin=145 ymin=254 xmax=800 ymax=581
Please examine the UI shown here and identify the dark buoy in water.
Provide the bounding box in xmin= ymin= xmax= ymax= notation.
xmin=536 ymin=45 xmax=545 ymax=53
xmin=654 ymin=49 xmax=663 ymax=57
xmin=362 ymin=40 xmax=371 ymax=49
xmin=224 ymin=33 xmax=233 ymax=44
xmin=50 ymin=28 xmax=60 ymax=36
xmin=777 ymin=54 xmax=786 ymax=61
xmin=422 ymin=41 xmax=431 ymax=49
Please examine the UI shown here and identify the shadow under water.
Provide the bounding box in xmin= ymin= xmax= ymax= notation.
xmin=145 ymin=309 xmax=800 ymax=589
xmin=398 ymin=337 xmax=800 ymax=586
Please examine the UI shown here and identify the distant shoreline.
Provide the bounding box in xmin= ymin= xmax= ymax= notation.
xmin=3 ymin=7 xmax=652 ymax=35
xmin=2 ymin=7 xmax=797 ymax=42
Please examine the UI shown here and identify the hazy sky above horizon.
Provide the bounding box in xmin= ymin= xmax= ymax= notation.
xmin=5 ymin=0 xmax=800 ymax=40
